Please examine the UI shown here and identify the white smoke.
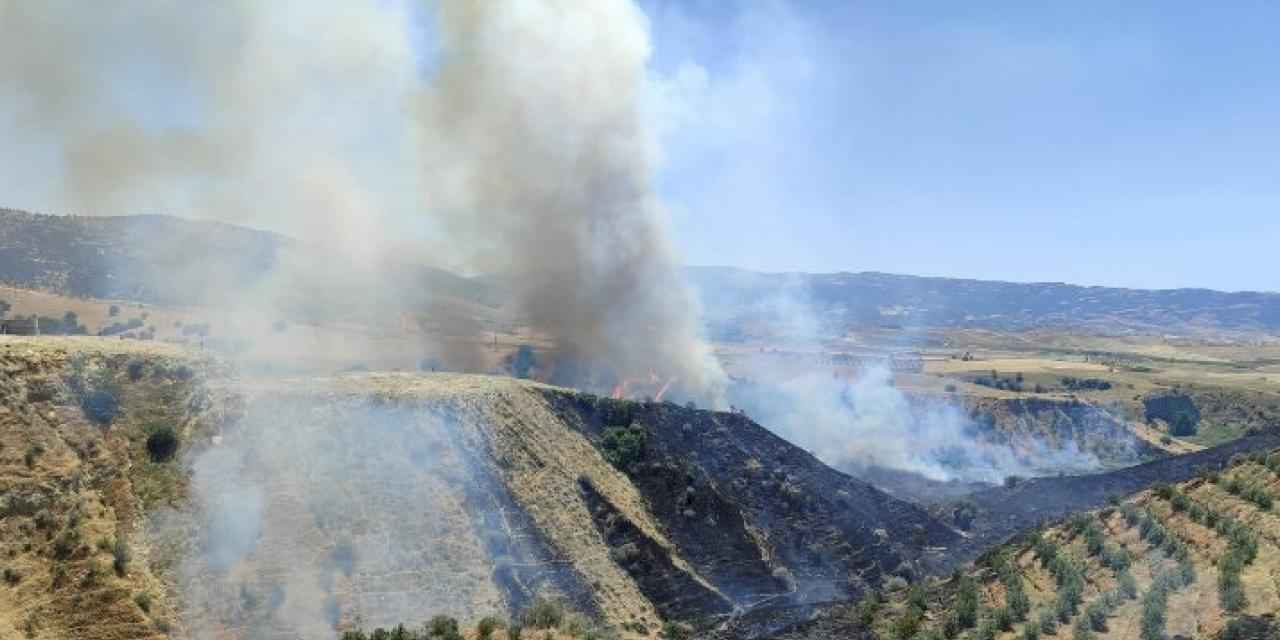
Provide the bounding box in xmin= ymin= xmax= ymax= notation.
xmin=745 ymin=367 xmax=1106 ymax=484
xmin=719 ymin=286 xmax=1115 ymax=486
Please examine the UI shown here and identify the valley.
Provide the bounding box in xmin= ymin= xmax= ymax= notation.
xmin=1 ymin=212 xmax=1278 ymax=640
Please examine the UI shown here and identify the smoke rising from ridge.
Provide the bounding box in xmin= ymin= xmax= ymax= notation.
xmin=715 ymin=287 xmax=1139 ymax=487
xmin=0 ymin=0 xmax=722 ymax=395
xmin=416 ymin=1 xmax=723 ymax=395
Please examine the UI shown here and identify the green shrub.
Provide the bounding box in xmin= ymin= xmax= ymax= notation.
xmin=855 ymin=591 xmax=882 ymax=626
xmin=1000 ymin=564 xmax=1030 ymax=621
xmin=1152 ymin=483 xmax=1173 ymax=501
xmin=1219 ymin=569 xmax=1247 ymax=611
xmin=1187 ymin=502 xmax=1205 ymax=523
xmin=661 ymin=621 xmax=692 ymax=640
xmin=1117 ymin=570 xmax=1138 ymax=600
xmin=1082 ymin=524 xmax=1104 ymax=557
xmin=81 ymin=389 xmax=120 ymax=425
xmin=134 ymin=592 xmax=152 ymax=613
xmin=1084 ymin=602 xmax=1107 ymax=632
xmin=907 ymin=584 xmax=928 ymax=613
xmin=522 ymin=598 xmax=564 ymax=629
xmin=146 ymin=426 xmax=180 ymax=462
xmin=426 ymin=615 xmax=462 ymax=640
xmin=1071 ymin=617 xmax=1093 ymax=640
xmin=1243 ymin=484 xmax=1274 ymax=510
xmin=477 ymin=616 xmax=502 ymax=639
xmin=892 ymin=608 xmax=922 ymax=640
xmin=942 ymin=613 xmax=961 ymax=639
xmin=1006 ymin=584 xmax=1030 ymax=622
xmin=1170 ymin=413 xmax=1197 ymax=436
xmin=24 ymin=444 xmax=43 ymax=468
xmin=954 ymin=577 xmax=979 ymax=629
xmin=600 ymin=425 xmax=647 ymax=469
xmin=994 ymin=607 xmax=1014 ymax=632
xmin=975 ymin=618 xmax=997 ymax=640
xmin=1032 ymin=537 xmax=1059 ymax=565
xmin=1037 ymin=611 xmax=1057 ymax=635
xmin=1021 ymin=623 xmax=1040 ymax=640
xmin=52 ymin=529 xmax=80 ymax=561
xmin=112 ymin=538 xmax=131 ymax=576
xmin=1100 ymin=545 xmax=1130 ymax=571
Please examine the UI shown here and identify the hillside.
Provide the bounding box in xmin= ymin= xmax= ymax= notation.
xmin=0 ymin=337 xmax=955 ymax=639
xmin=0 ymin=208 xmax=499 ymax=315
xmin=687 ymin=267 xmax=1280 ymax=336
xmin=6 ymin=210 xmax=1280 ymax=340
xmin=0 ymin=338 xmax=224 ymax=639
xmin=734 ymin=450 xmax=1280 ymax=640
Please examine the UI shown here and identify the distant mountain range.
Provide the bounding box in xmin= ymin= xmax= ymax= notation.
xmin=3 ymin=208 xmax=1278 ymax=334
xmin=685 ymin=266 xmax=1280 ymax=336
xmin=0 ymin=208 xmax=501 ymax=321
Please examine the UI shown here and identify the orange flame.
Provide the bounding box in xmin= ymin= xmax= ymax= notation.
xmin=654 ymin=377 xmax=677 ymax=402
xmin=610 ymin=373 xmax=676 ymax=401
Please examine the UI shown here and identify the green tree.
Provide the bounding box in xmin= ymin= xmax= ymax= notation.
xmin=1170 ymin=412 xmax=1197 ymax=436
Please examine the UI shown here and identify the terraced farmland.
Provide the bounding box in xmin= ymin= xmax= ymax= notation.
xmin=767 ymin=451 xmax=1280 ymax=640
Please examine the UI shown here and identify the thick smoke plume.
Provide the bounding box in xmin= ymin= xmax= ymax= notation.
xmin=417 ymin=1 xmax=722 ymax=396
xmin=0 ymin=0 xmax=723 ymax=396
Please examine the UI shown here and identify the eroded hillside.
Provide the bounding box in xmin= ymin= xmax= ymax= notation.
xmin=0 ymin=338 xmax=957 ymax=639
xmin=0 ymin=337 xmax=224 ymax=639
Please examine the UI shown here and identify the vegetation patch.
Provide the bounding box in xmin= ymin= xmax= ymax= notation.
xmin=600 ymin=424 xmax=648 ymax=470
xmin=145 ymin=424 xmax=180 ymax=462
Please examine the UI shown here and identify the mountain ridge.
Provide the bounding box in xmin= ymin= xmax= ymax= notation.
xmin=5 ymin=208 xmax=1280 ymax=338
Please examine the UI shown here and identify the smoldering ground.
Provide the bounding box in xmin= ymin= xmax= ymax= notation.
xmin=712 ymin=283 xmax=1141 ymax=488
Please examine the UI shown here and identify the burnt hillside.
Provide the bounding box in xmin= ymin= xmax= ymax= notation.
xmin=937 ymin=431 xmax=1280 ymax=569
xmin=541 ymin=391 xmax=960 ymax=606
xmin=733 ymin=450 xmax=1280 ymax=640
xmin=0 ymin=338 xmax=968 ymax=639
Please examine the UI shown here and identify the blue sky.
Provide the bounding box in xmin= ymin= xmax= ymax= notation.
xmin=3 ymin=2 xmax=1276 ymax=293
xmin=640 ymin=1 xmax=1279 ymax=292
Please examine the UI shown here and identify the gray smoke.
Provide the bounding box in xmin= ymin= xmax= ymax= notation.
xmin=415 ymin=1 xmax=723 ymax=396
xmin=0 ymin=0 xmax=723 ymax=396
xmin=719 ymin=287 xmax=1130 ymax=486
xmin=4 ymin=2 xmax=726 ymax=636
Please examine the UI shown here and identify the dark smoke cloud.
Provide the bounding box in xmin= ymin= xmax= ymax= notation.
xmin=0 ymin=0 xmax=724 ymax=396
xmin=416 ymin=1 xmax=724 ymax=396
